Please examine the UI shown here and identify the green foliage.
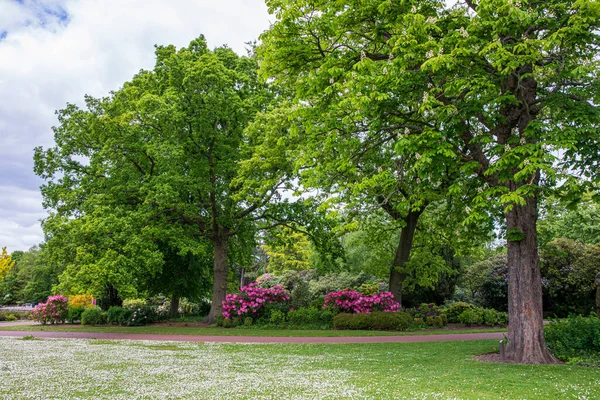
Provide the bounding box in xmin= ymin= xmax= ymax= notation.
xmin=539 ymin=197 xmax=600 ymax=246
xmin=34 ymin=36 xmax=300 ymax=319
xmin=122 ymin=299 xmax=146 ymax=309
xmin=0 ymin=247 xmax=15 ymax=280
xmin=80 ymin=308 xmax=106 ymax=325
xmin=309 ymin=272 xmax=373 ymax=297
xmin=67 ymin=306 xmax=86 ymax=324
xmin=263 ymin=227 xmax=313 ymax=272
xmin=287 ymin=307 xmax=334 ymax=329
xmin=106 ymin=306 xmax=127 ymax=325
xmin=545 ymin=314 xmax=600 ymax=366
xmin=541 ymin=239 xmax=600 ymax=316
xmin=290 ymin=279 xmax=311 ymax=310
xmin=458 ymin=309 xmax=483 ymax=326
xmin=0 ymin=246 xmax=58 ymax=305
xmin=269 ymin=309 xmax=287 ymax=325
xmin=444 ymin=302 xmax=478 ymax=323
xmin=333 ymin=312 xmax=412 ymax=331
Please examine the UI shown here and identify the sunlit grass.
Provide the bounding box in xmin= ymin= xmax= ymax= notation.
xmin=0 ymin=337 xmax=596 ymax=399
xmin=0 ymin=324 xmax=506 ymax=337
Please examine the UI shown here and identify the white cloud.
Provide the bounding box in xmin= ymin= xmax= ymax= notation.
xmin=0 ymin=0 xmax=272 ymax=251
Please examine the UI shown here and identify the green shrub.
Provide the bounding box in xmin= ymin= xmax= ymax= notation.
xmin=309 ymin=296 xmax=325 ymax=310
xmin=333 ymin=312 xmax=412 ymax=331
xmin=347 ymin=313 xmax=371 ymax=330
xmin=369 ymin=312 xmax=412 ymax=331
xmin=244 ymin=317 xmax=253 ymax=327
xmin=444 ymin=302 xmax=477 ymax=323
xmin=5 ymin=313 xmax=17 ymax=322
xmin=432 ymin=316 xmax=444 ymax=328
xmin=81 ymin=307 xmax=106 ymax=325
xmin=545 ymin=314 xmax=600 ymax=365
xmin=458 ymin=309 xmax=483 ymax=325
xmin=332 ymin=313 xmax=354 ymax=329
xmin=106 ymin=306 xmax=126 ymax=325
xmin=288 ymin=307 xmax=333 ymax=328
xmin=269 ymin=309 xmax=286 ymax=325
xmin=413 ymin=317 xmax=424 ymax=326
xmin=496 ymin=311 xmax=508 ymax=325
xmin=122 ymin=298 xmax=146 ymax=308
xmin=291 ymin=280 xmax=312 ymax=310
xmin=67 ymin=306 xmax=86 ymax=324
xmin=482 ymin=308 xmax=498 ymax=326
xmin=440 ymin=313 xmax=448 ymax=325
xmin=122 ymin=305 xmax=156 ymax=326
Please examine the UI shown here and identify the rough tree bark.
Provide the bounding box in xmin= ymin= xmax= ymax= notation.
xmin=205 ymin=230 xmax=229 ymax=324
xmin=505 ymin=193 xmax=558 ymax=364
xmin=389 ymin=209 xmax=422 ymax=305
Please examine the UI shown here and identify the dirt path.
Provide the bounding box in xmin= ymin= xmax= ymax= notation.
xmin=0 ymin=330 xmax=505 ymax=343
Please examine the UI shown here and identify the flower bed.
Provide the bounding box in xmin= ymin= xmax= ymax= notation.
xmin=222 ymin=283 xmax=290 ymax=320
xmin=30 ymin=295 xmax=68 ymax=324
xmin=323 ymin=290 xmax=400 ymax=314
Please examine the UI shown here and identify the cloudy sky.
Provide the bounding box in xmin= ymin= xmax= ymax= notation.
xmin=0 ymin=0 xmax=271 ymax=252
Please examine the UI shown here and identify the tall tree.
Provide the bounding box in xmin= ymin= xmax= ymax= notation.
xmin=35 ymin=37 xmax=295 ymax=323
xmin=0 ymin=247 xmax=15 ymax=281
xmin=258 ymin=1 xmax=482 ymax=305
xmin=260 ymin=0 xmax=600 ymax=363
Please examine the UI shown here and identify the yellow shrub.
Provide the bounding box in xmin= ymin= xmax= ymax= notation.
xmin=69 ymin=295 xmax=94 ymax=308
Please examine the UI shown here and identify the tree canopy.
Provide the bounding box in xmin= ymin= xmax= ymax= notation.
xmin=34 ymin=36 xmax=297 ymax=321
xmin=259 ymin=0 xmax=600 ymax=363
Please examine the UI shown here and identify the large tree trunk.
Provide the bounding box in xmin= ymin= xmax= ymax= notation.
xmin=505 ymin=194 xmax=557 ymax=364
xmin=206 ymin=231 xmax=229 ymax=324
xmin=389 ymin=209 xmax=421 ymax=305
xmin=169 ymin=294 xmax=179 ymax=319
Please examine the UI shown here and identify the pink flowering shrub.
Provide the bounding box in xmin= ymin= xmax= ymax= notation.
xmin=30 ymin=294 xmax=69 ymax=324
xmin=323 ymin=290 xmax=400 ymax=314
xmin=222 ymin=283 xmax=290 ymax=320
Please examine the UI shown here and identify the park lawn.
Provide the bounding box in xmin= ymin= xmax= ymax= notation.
xmin=0 ymin=337 xmax=596 ymax=399
xmin=0 ymin=324 xmax=506 ymax=337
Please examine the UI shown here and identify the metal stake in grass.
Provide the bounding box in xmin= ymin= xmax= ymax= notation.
xmin=499 ymin=340 xmax=505 ymax=362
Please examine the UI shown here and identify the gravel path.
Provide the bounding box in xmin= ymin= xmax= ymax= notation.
xmin=0 ymin=330 xmax=505 ymax=343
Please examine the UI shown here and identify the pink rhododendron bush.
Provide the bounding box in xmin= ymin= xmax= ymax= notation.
xmin=323 ymin=290 xmax=400 ymax=314
xmin=222 ymin=283 xmax=290 ymax=320
xmin=30 ymin=294 xmax=69 ymax=324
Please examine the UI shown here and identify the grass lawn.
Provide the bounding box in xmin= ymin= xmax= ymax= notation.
xmin=0 ymin=337 xmax=596 ymax=399
xmin=0 ymin=324 xmax=506 ymax=337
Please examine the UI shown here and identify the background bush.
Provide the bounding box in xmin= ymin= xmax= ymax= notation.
xmin=80 ymin=307 xmax=106 ymax=325
xmin=67 ymin=306 xmax=85 ymax=323
xmin=545 ymin=314 xmax=600 ymax=366
xmin=333 ymin=312 xmax=412 ymax=331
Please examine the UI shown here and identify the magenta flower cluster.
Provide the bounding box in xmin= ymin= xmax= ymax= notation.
xmin=222 ymin=283 xmax=290 ymax=320
xmin=323 ymin=290 xmax=400 ymax=314
xmin=30 ymin=294 xmax=69 ymax=325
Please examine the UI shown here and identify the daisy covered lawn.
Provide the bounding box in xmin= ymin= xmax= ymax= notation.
xmin=0 ymin=337 xmax=597 ymax=399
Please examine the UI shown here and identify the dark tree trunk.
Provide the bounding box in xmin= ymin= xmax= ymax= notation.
xmin=98 ymin=284 xmax=122 ymax=311
xmin=169 ymin=295 xmax=179 ymax=319
xmin=389 ymin=209 xmax=422 ymax=305
xmin=505 ymin=194 xmax=557 ymax=364
xmin=206 ymin=231 xmax=229 ymax=324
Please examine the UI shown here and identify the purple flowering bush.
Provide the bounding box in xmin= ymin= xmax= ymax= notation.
xmin=222 ymin=283 xmax=290 ymax=321
xmin=323 ymin=290 xmax=400 ymax=314
xmin=30 ymin=294 xmax=68 ymax=324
